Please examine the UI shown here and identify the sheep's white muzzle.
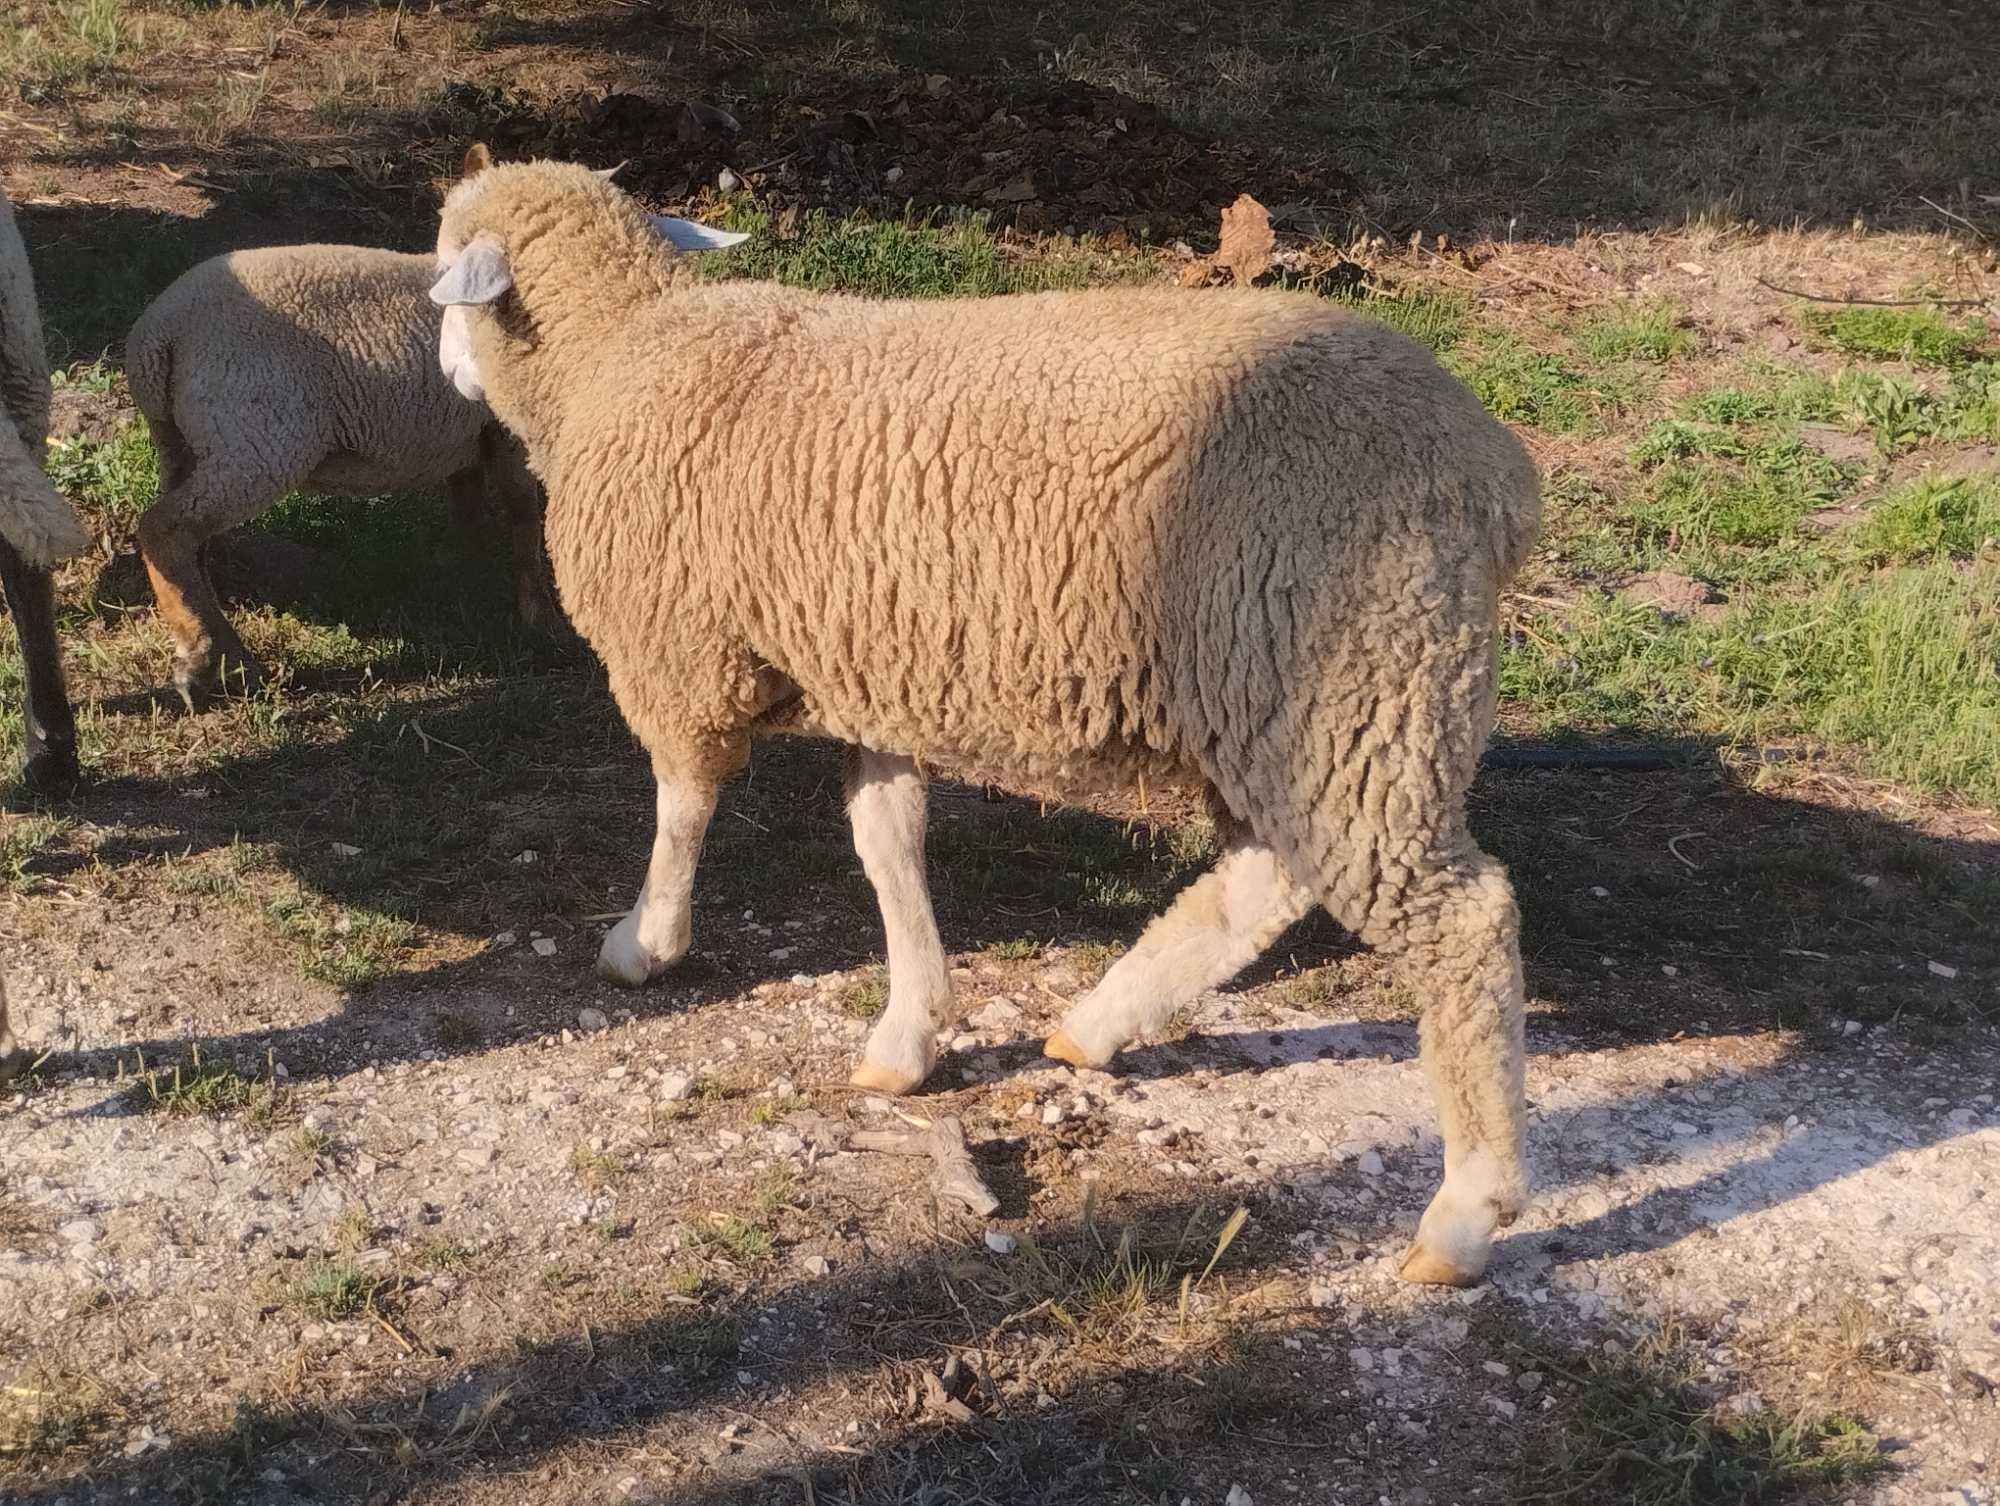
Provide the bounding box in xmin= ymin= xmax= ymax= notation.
xmin=438 ymin=304 xmax=485 ymax=403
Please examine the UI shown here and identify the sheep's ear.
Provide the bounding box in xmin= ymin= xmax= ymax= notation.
xmin=431 ymin=236 xmax=512 ymax=307
xmin=462 ymin=142 xmax=493 ymax=177
xmin=651 ymin=215 xmax=750 ymax=252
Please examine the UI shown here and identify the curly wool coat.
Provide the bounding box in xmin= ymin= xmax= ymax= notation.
xmin=434 ymin=161 xmax=1542 ymax=1285
xmin=0 ymin=192 xmax=86 ymax=568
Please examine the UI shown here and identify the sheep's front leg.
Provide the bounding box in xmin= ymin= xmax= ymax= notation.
xmin=0 ymin=538 xmax=78 ymax=795
xmin=596 ymin=768 xmax=719 ymax=986
xmin=0 ymin=977 xmax=22 ymax=1086
xmin=845 ymin=748 xmax=952 ymax=1096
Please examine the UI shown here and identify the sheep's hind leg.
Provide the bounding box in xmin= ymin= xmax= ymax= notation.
xmin=1376 ymin=853 xmax=1529 ymax=1286
xmin=136 ymin=423 xmax=285 ymax=710
xmin=1045 ymin=829 xmax=1312 ymax=1068
xmin=0 ymin=538 xmax=78 ymax=796
xmin=483 ymin=434 xmax=559 ymax=632
xmin=596 ymin=767 xmax=720 ymax=985
xmin=845 ymin=748 xmax=952 ymax=1096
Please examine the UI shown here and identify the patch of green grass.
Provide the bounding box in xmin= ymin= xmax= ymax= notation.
xmin=414 ymin=1235 xmax=473 ymax=1274
xmin=0 ymin=815 xmax=71 ymax=892
xmin=1681 ymin=368 xmax=1844 ymax=427
xmin=970 ymin=1204 xmax=1250 ymax=1348
xmin=1846 ymin=475 xmax=2000 ymax=563
xmin=840 ymin=966 xmax=887 ymax=1019
xmin=1631 ymin=437 xmax=1849 ymax=550
xmin=985 ymin=936 xmax=1043 ymax=962
xmin=0 ymin=0 xmax=145 ymax=102
xmin=688 ymin=1213 xmax=775 ymax=1266
xmin=702 ymin=203 xmax=1110 ymax=299
xmin=1447 ymin=333 xmax=1607 ymax=433
xmin=50 ymin=359 xmax=118 ymax=393
xmin=568 ymin=1143 xmax=624 ymax=1185
xmin=127 ymin=1043 xmax=277 ymax=1120
xmin=160 ymin=853 xmax=247 ymax=900
xmin=1802 ymin=305 xmax=1988 ymax=368
xmin=284 ymin=1257 xmax=373 ymax=1320
xmin=287 ymin=1124 xmax=333 ymax=1165
xmin=1504 ymin=560 xmax=2000 ymax=803
xmin=1332 ymin=285 xmax=1469 ymax=353
xmin=1577 ymin=300 xmax=1695 ymax=363
xmin=1527 ymin=1330 xmax=1884 ymax=1504
xmin=262 ymin=889 xmax=415 ymax=991
xmin=43 ymin=423 xmax=159 ymax=523
xmin=749 ymin=1091 xmax=806 ymax=1126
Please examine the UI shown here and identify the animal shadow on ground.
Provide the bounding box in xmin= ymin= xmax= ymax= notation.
xmin=0 ymin=1193 xmax=1894 ymax=1505
xmin=8 ymin=616 xmax=1995 ymax=1287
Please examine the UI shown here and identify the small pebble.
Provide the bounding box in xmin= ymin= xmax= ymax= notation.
xmin=577 ymin=1007 xmax=609 ymax=1031
xmin=532 ymin=937 xmax=558 ymax=957
xmin=984 ymin=1229 xmax=1017 ymax=1256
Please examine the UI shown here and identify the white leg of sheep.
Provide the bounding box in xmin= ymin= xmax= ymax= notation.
xmin=1045 ymin=832 xmax=1314 ymax=1068
xmin=844 ymin=747 xmax=954 ymax=1096
xmin=595 ymin=770 xmax=719 ymax=985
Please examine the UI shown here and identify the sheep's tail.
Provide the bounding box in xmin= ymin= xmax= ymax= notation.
xmin=1486 ymin=428 xmax=1543 ymax=588
xmin=124 ymin=301 xmax=174 ymax=424
xmin=0 ymin=412 xmax=88 ymax=567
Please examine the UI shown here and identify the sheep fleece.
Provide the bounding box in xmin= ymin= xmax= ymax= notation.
xmin=0 ymin=190 xmax=87 ymax=567
xmin=448 ymin=169 xmax=1541 ymax=824
xmin=126 ymin=246 xmax=488 ymax=496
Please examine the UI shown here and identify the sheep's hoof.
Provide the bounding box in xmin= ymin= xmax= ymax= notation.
xmin=1041 ymin=1029 xmax=1106 ymax=1069
xmin=594 ymin=918 xmax=684 ymax=986
xmin=1396 ymin=1240 xmax=1483 ymax=1288
xmin=19 ymin=736 xmax=79 ymax=799
xmin=848 ymin=1060 xmax=928 ymax=1096
xmin=174 ymin=653 xmax=266 ymax=712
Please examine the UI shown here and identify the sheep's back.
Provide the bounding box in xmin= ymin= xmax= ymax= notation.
xmin=128 ymin=246 xmax=486 ymax=481
xmin=552 ymin=285 xmax=1537 ymax=791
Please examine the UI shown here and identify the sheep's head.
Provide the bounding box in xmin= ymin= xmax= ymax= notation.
xmin=429 ymin=158 xmax=748 ymax=404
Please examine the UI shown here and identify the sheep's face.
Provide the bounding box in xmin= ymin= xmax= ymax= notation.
xmin=429 ymin=213 xmax=751 ymax=404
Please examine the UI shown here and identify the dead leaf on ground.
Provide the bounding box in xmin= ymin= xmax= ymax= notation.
xmin=1216 ymin=192 xmax=1274 ymax=285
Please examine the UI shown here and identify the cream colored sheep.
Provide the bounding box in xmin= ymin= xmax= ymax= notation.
xmin=430 ymin=159 xmax=1542 ymax=1286
xmin=1 ymin=187 xmax=90 ymax=796
xmin=125 ymin=242 xmax=556 ymax=709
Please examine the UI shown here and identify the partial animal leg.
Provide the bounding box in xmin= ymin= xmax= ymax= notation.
xmin=1251 ymin=638 xmax=1529 ymax=1287
xmin=484 ymin=431 xmax=558 ymax=631
xmin=445 ymin=467 xmax=490 ymax=548
xmin=0 ymin=976 xmax=21 ymax=1086
xmin=845 ymin=747 xmax=952 ymax=1095
xmin=1045 ymin=825 xmax=1313 ymax=1067
xmin=1382 ymin=852 xmax=1528 ymax=1286
xmin=0 ymin=538 xmax=78 ymax=795
xmin=596 ymin=764 xmax=720 ymax=985
xmin=136 ymin=418 xmax=294 ymax=710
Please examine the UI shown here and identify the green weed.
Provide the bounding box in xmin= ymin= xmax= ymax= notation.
xmin=1803 ymin=305 xmax=1987 ymax=368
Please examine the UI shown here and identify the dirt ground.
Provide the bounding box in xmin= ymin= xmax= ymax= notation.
xmin=4 ymin=1 xmax=2000 ymax=1503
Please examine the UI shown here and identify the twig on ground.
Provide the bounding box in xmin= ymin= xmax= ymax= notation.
xmin=848 ymin=1114 xmax=1000 ymax=1217
xmin=1753 ymin=276 xmax=1989 ymax=309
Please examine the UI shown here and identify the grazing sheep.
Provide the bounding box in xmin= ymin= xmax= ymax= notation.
xmin=125 ymin=240 xmax=556 ymax=709
xmin=1 ymin=188 xmax=90 ymax=796
xmin=430 ymin=159 xmax=1542 ymax=1285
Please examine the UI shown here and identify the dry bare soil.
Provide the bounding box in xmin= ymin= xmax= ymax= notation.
xmin=3 ymin=3 xmax=1999 ymax=1504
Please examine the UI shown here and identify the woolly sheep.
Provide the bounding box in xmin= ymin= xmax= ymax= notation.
xmin=1 ymin=187 xmax=90 ymax=796
xmin=429 ymin=159 xmax=1542 ymax=1286
xmin=125 ymin=240 xmax=556 ymax=709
